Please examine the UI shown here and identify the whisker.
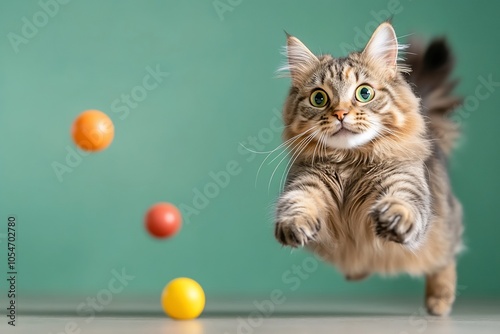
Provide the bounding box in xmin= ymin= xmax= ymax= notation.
xmin=269 ymin=131 xmax=318 ymax=193
xmin=320 ymin=131 xmax=329 ymax=161
xmin=239 ymin=143 xmax=276 ymax=155
xmin=311 ymin=130 xmax=322 ymax=163
xmin=266 ymin=130 xmax=319 ymax=192
xmin=255 ymin=126 xmax=319 ymax=187
xmin=267 ymin=126 xmax=319 ymax=166
xmin=279 ymin=130 xmax=319 ymax=191
xmin=267 ymin=133 xmax=314 ymax=192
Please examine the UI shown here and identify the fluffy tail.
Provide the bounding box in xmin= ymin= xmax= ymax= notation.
xmin=404 ymin=38 xmax=462 ymax=156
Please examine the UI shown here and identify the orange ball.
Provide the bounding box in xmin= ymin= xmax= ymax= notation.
xmin=72 ymin=110 xmax=114 ymax=152
xmin=145 ymin=203 xmax=182 ymax=238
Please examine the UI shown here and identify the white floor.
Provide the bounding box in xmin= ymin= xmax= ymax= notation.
xmin=2 ymin=298 xmax=499 ymax=333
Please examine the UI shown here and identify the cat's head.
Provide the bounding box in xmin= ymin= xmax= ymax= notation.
xmin=280 ymin=22 xmax=428 ymax=161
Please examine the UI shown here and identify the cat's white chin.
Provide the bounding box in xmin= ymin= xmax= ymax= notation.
xmin=323 ymin=127 xmax=378 ymax=149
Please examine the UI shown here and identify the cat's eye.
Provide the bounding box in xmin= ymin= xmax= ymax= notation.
xmin=309 ymin=89 xmax=329 ymax=108
xmin=355 ymin=84 xmax=375 ymax=103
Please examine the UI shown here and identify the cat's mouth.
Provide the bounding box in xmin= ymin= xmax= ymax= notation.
xmin=331 ymin=125 xmax=358 ymax=136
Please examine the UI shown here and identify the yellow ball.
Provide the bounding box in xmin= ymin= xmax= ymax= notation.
xmin=161 ymin=277 xmax=205 ymax=320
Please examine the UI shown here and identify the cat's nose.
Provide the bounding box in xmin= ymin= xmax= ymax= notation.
xmin=333 ymin=109 xmax=348 ymax=121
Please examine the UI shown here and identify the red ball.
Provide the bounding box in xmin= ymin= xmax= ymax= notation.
xmin=145 ymin=203 xmax=182 ymax=238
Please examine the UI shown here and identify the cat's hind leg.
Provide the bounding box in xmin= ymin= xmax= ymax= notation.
xmin=425 ymin=261 xmax=456 ymax=316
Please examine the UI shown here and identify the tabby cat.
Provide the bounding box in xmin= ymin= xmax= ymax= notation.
xmin=274 ymin=22 xmax=463 ymax=316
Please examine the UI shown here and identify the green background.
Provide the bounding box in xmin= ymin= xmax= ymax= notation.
xmin=0 ymin=0 xmax=498 ymax=304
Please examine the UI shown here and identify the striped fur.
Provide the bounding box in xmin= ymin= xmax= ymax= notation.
xmin=274 ymin=23 xmax=463 ymax=316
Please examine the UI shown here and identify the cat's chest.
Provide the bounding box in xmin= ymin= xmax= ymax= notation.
xmin=319 ymin=164 xmax=378 ymax=205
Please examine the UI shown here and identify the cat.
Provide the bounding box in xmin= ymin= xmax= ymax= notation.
xmin=274 ymin=22 xmax=464 ymax=316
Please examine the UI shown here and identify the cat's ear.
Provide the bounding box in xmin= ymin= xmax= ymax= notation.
xmin=363 ymin=22 xmax=398 ymax=75
xmin=284 ymin=34 xmax=319 ymax=85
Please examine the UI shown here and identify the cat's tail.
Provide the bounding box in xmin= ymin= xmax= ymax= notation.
xmin=404 ymin=38 xmax=462 ymax=157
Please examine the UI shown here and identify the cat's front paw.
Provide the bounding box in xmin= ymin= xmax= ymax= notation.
xmin=274 ymin=213 xmax=321 ymax=248
xmin=372 ymin=197 xmax=417 ymax=245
